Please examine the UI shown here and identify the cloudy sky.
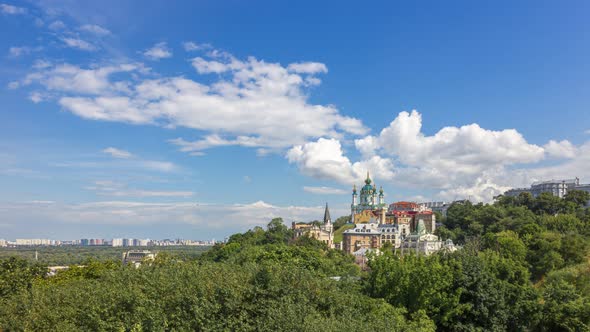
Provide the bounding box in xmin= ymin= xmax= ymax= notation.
xmin=1 ymin=0 xmax=590 ymax=240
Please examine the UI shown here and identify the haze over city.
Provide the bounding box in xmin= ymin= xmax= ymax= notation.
xmin=1 ymin=0 xmax=590 ymax=240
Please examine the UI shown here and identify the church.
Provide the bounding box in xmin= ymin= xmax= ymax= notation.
xmin=351 ymin=172 xmax=387 ymax=224
xmin=343 ymin=172 xmax=455 ymax=256
xmin=292 ymin=203 xmax=334 ymax=248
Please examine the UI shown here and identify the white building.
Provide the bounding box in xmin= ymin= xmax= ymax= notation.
xmin=112 ymin=238 xmax=124 ymax=247
xmin=15 ymin=239 xmax=54 ymax=246
xmin=504 ymin=178 xmax=590 ymax=199
xmin=122 ymin=250 xmax=157 ymax=267
xmin=400 ymin=220 xmax=457 ymax=256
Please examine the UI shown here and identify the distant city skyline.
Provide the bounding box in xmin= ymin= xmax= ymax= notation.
xmin=1 ymin=0 xmax=590 ymax=239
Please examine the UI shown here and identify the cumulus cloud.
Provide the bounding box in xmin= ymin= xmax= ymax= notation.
xmin=303 ymin=186 xmax=347 ymax=195
xmin=287 ymin=138 xmax=394 ymax=184
xmin=437 ymin=178 xmax=512 ymax=203
xmin=289 ymin=110 xmax=584 ymax=203
xmin=543 ymin=140 xmax=577 ymax=159
xmin=359 ymin=110 xmax=545 ymax=169
xmin=20 ymin=47 xmax=365 ymax=154
xmin=523 ymin=141 xmax=590 ymax=182
xmin=143 ymin=42 xmax=172 ymax=60
xmin=102 ymin=147 xmax=133 ymax=159
xmin=79 ymin=24 xmax=110 ymax=36
xmin=0 ymin=3 xmax=26 ymax=14
xmin=347 ymin=110 xmax=548 ymax=200
xmin=287 ymin=138 xmax=355 ymax=183
xmin=61 ymin=37 xmax=96 ymax=51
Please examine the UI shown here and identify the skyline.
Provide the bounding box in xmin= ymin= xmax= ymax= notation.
xmin=1 ymin=0 xmax=590 ymax=239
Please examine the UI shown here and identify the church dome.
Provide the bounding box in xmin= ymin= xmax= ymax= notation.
xmin=360 ymin=171 xmax=374 ymax=193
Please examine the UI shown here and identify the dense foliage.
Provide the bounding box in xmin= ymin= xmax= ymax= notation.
xmin=0 ymin=245 xmax=210 ymax=266
xmin=0 ymin=192 xmax=589 ymax=331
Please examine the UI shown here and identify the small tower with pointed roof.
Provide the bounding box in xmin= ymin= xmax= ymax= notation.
xmin=323 ymin=202 xmax=331 ymax=225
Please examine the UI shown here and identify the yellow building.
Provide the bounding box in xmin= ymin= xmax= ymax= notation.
xmin=342 ymin=223 xmax=381 ymax=254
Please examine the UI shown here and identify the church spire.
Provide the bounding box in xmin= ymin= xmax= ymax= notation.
xmin=365 ymin=171 xmax=371 ymax=185
xmin=323 ymin=202 xmax=331 ymax=225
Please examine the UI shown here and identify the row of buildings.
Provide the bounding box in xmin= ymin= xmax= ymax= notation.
xmin=503 ymin=177 xmax=590 ymax=200
xmin=293 ymin=173 xmax=457 ymax=259
xmin=0 ymin=238 xmax=216 ymax=247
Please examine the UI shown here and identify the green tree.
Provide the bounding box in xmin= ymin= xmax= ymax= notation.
xmin=564 ymin=189 xmax=590 ymax=208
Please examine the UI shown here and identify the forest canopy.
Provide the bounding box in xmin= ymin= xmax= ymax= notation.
xmin=1 ymin=191 xmax=589 ymax=331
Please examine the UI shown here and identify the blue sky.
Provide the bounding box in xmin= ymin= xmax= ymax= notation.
xmin=1 ymin=0 xmax=590 ymax=240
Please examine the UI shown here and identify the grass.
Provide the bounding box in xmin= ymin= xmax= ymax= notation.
xmin=333 ymin=224 xmax=355 ymax=243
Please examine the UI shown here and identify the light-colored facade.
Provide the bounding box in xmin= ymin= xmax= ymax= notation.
xmin=378 ymin=224 xmax=401 ymax=248
xmin=122 ymin=250 xmax=156 ymax=267
xmin=504 ymin=178 xmax=590 ymax=200
xmin=420 ymin=201 xmax=450 ymax=215
xmin=292 ymin=203 xmax=334 ymax=248
xmin=342 ymin=223 xmax=382 ymax=254
xmin=400 ymin=220 xmax=456 ymax=255
xmin=15 ymin=239 xmax=56 ymax=246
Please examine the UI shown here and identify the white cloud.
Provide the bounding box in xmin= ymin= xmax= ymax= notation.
xmin=61 ymin=37 xmax=96 ymax=51
xmin=0 ymin=200 xmax=343 ymax=234
xmin=289 ymin=111 xmax=581 ymax=203
xmin=303 ymin=186 xmax=347 ymax=195
xmin=87 ymin=180 xmax=193 ymax=198
xmin=287 ymin=62 xmax=328 ymax=74
xmin=0 ymin=3 xmax=26 ymax=14
xmin=143 ymin=42 xmax=172 ymax=60
xmin=29 ymin=91 xmax=44 ymax=103
xmin=139 ymin=160 xmax=177 ymax=172
xmin=54 ymin=150 xmax=178 ymax=174
xmin=183 ymin=41 xmax=210 ymax=51
xmin=79 ymin=24 xmax=110 ymax=36
xmin=286 ymin=138 xmax=394 ymax=184
xmin=520 ymin=141 xmax=590 ymax=182
xmin=8 ymin=46 xmax=42 ymax=57
xmin=543 ymin=140 xmax=577 ymax=159
xmin=102 ymin=147 xmax=133 ymax=159
xmin=287 ymin=138 xmax=355 ymax=183
xmin=9 ymin=46 xmax=30 ymax=57
xmin=48 ymin=20 xmax=66 ymax=30
xmin=20 ymin=63 xmax=141 ymax=95
xmin=347 ymin=110 xmax=547 ymax=200
xmin=22 ymin=48 xmax=365 ymax=154
xmin=360 ymin=110 xmax=545 ymax=168
xmin=437 ymin=178 xmax=511 ymax=203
